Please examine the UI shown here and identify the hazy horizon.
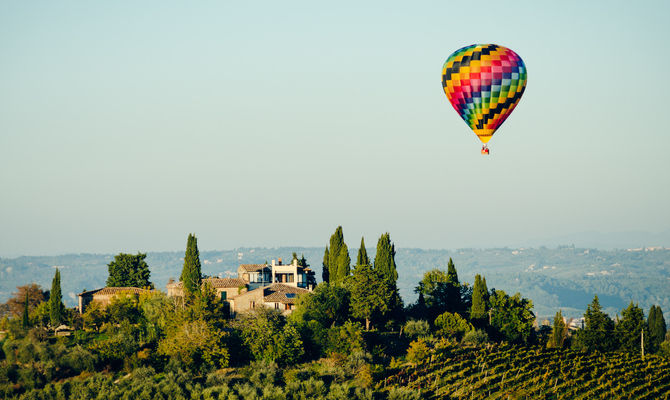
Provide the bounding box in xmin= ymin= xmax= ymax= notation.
xmin=2 ymin=1 xmax=669 ymax=257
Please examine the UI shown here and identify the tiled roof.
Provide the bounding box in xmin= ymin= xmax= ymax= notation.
xmin=263 ymin=283 xmax=309 ymax=305
xmin=167 ymin=277 xmax=247 ymax=289
xmin=239 ymin=264 xmax=269 ymax=272
xmin=79 ymin=287 xmax=153 ymax=296
xmin=207 ymin=278 xmax=247 ymax=288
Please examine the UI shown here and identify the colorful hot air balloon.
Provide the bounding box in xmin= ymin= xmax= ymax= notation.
xmin=441 ymin=44 xmax=527 ymax=153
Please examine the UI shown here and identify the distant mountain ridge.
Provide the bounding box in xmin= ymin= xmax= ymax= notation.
xmin=1 ymin=245 xmax=668 ymax=320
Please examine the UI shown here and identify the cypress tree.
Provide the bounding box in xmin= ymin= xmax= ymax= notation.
xmin=323 ymin=226 xmax=350 ymax=285
xmin=372 ymin=232 xmax=403 ymax=321
xmin=356 ymin=237 xmax=370 ymax=266
xmin=576 ymin=295 xmax=616 ymax=352
xmin=49 ymin=269 xmax=64 ymax=327
xmin=22 ymin=293 xmax=30 ymax=328
xmin=374 ymin=233 xmax=398 ymax=282
xmin=322 ymin=246 xmax=330 ymax=283
xmin=180 ymin=233 xmax=202 ymax=300
xmin=335 ymin=243 xmax=351 ymax=283
xmin=648 ymin=305 xmax=667 ymax=353
xmin=471 ymin=274 xmax=488 ymax=321
xmin=445 ymin=258 xmax=462 ymax=313
xmin=548 ymin=310 xmax=567 ymax=348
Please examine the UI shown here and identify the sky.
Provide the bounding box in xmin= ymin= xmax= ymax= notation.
xmin=1 ymin=1 xmax=669 ymax=257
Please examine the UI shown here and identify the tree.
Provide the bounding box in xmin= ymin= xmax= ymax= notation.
xmin=106 ymin=253 xmax=152 ymax=288
xmin=434 ymin=311 xmax=473 ymax=340
xmin=372 ymin=232 xmax=403 ymax=324
xmin=415 ymin=262 xmax=462 ymax=321
xmin=323 ymin=226 xmax=350 ymax=285
xmin=49 ymin=269 xmax=64 ymax=327
xmin=322 ymin=246 xmax=330 ymax=283
xmin=158 ymin=319 xmax=229 ymax=370
xmin=290 ymin=282 xmax=350 ymax=328
xmin=22 ymin=293 xmax=29 ymax=329
xmin=648 ymin=305 xmax=667 ymax=354
xmin=238 ymin=308 xmax=304 ymax=366
xmin=572 ymin=295 xmax=617 ymax=352
xmin=616 ymin=302 xmax=648 ymax=353
xmin=470 ymin=274 xmax=489 ymax=323
xmin=488 ymin=289 xmax=535 ymax=344
xmin=4 ymin=284 xmax=47 ymax=318
xmin=374 ymin=233 xmax=398 ymax=282
xmin=356 ymin=237 xmax=370 ymax=266
xmin=547 ymin=310 xmax=567 ymax=349
xmin=349 ymin=263 xmax=394 ymax=330
xmin=180 ymin=233 xmax=202 ymax=300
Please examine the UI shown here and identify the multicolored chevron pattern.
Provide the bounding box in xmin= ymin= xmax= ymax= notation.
xmin=442 ymin=44 xmax=527 ymax=144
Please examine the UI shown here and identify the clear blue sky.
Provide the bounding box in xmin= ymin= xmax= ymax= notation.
xmin=1 ymin=1 xmax=669 ymax=256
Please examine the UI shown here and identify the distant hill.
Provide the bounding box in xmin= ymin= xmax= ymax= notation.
xmin=1 ymin=246 xmax=668 ymax=320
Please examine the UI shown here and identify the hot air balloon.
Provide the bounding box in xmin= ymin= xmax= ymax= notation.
xmin=441 ymin=44 xmax=527 ymax=154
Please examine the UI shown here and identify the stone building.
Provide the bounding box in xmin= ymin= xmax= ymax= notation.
xmin=78 ymin=287 xmax=153 ymax=314
xmin=167 ymin=257 xmax=315 ymax=315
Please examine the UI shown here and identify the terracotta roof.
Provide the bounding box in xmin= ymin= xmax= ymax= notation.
xmin=167 ymin=277 xmax=247 ymax=289
xmin=206 ymin=278 xmax=247 ymax=288
xmin=239 ymin=264 xmax=269 ymax=272
xmin=263 ymin=283 xmax=309 ymax=305
xmin=79 ymin=287 xmax=153 ymax=296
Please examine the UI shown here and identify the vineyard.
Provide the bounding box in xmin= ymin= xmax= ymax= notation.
xmin=385 ymin=342 xmax=670 ymax=399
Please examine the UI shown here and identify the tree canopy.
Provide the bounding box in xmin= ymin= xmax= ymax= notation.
xmin=180 ymin=233 xmax=202 ymax=300
xmin=106 ymin=252 xmax=152 ymax=288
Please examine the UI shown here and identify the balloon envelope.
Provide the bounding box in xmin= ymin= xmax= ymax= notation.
xmin=442 ymin=44 xmax=527 ymax=144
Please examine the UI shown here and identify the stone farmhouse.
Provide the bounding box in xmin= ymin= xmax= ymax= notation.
xmin=78 ymin=287 xmax=154 ymax=314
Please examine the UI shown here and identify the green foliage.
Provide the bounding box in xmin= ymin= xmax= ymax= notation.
xmin=106 ymin=291 xmax=141 ymax=325
xmin=290 ymin=282 xmax=350 ymax=328
xmin=105 ymin=252 xmax=152 ymax=288
xmin=82 ymin=301 xmax=107 ymax=331
xmin=470 ymin=274 xmax=488 ymax=322
xmin=158 ymin=319 xmax=229 ymax=371
xmin=356 ymin=237 xmax=370 ymax=266
xmin=572 ymin=295 xmax=617 ymax=352
xmin=406 ymin=338 xmax=432 ymax=364
xmin=21 ymin=294 xmax=29 ymax=329
xmin=488 ymin=289 xmax=535 ymax=344
xmin=615 ymin=301 xmax=647 ymax=353
xmin=434 ymin=311 xmax=472 ymax=340
xmin=323 ymin=226 xmax=351 ymax=285
xmin=180 ymin=233 xmax=202 ymax=300
xmin=48 ymin=269 xmax=64 ymax=327
xmin=239 ymin=308 xmax=304 ymax=366
xmin=349 ymin=263 xmax=395 ymax=330
xmin=648 ymin=305 xmax=667 ymax=353
xmin=547 ymin=310 xmax=567 ymax=349
xmin=327 ymin=321 xmax=365 ymax=355
xmin=403 ymin=320 xmax=430 ymax=339
xmin=461 ymin=329 xmax=488 ymax=345
xmin=415 ymin=266 xmax=462 ymax=323
xmin=374 ymin=232 xmax=398 ymax=282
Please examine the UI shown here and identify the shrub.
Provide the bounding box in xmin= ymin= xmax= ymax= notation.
xmin=406 ymin=338 xmax=431 ymax=364
xmin=403 ymin=320 xmax=430 ymax=339
xmin=434 ymin=312 xmax=473 ymax=340
xmin=462 ymin=329 xmax=488 ymax=345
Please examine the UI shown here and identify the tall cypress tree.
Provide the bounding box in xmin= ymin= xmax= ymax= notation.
xmin=356 ymin=237 xmax=370 ymax=266
xmin=49 ymin=269 xmax=64 ymax=327
xmin=322 ymin=246 xmax=330 ymax=283
xmin=180 ymin=233 xmax=202 ymax=300
xmin=22 ymin=293 xmax=30 ymax=328
xmin=548 ymin=310 xmax=567 ymax=348
xmin=335 ymin=243 xmax=351 ymax=282
xmin=648 ymin=305 xmax=667 ymax=353
xmin=323 ymin=226 xmax=350 ymax=285
xmin=575 ymin=295 xmax=616 ymax=352
xmin=471 ymin=274 xmax=488 ymax=321
xmin=445 ymin=258 xmax=462 ymax=313
xmin=374 ymin=233 xmax=398 ymax=282
xmin=372 ymin=232 xmax=403 ymax=321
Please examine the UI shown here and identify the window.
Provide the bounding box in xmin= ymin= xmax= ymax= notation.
xmin=220 ymin=291 xmax=227 ymax=301
xmin=287 ymin=274 xmax=294 ymax=283
xmin=250 ymin=301 xmax=255 ymax=309
xmin=275 ymin=303 xmax=279 ymax=310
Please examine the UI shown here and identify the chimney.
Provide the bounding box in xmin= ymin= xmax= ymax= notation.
xmin=278 ymin=257 xmax=282 ymax=265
